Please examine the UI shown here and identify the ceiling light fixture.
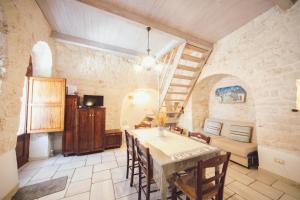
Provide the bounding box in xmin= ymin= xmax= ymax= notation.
xmin=141 ymin=26 xmax=156 ymax=71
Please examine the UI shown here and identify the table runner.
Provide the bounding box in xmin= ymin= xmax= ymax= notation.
xmin=130 ymin=128 xmax=220 ymax=200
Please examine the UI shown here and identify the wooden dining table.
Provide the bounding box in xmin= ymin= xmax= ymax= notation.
xmin=129 ymin=128 xmax=220 ymax=200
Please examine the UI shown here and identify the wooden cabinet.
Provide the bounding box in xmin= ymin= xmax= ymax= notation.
xmin=105 ymin=129 xmax=122 ymax=149
xmin=27 ymin=77 xmax=66 ymax=133
xmin=63 ymin=95 xmax=79 ymax=156
xmin=76 ymin=107 xmax=106 ymax=154
xmin=63 ymin=96 xmax=105 ymax=156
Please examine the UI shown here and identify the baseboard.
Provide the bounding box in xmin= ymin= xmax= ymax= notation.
xmin=2 ymin=184 xmax=18 ymax=200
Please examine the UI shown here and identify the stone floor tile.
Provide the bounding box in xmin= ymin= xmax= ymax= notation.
xmin=115 ymin=150 xmax=127 ymax=158
xmin=272 ymin=180 xmax=300 ymax=199
xmin=61 ymin=192 xmax=90 ymax=200
xmin=92 ymin=170 xmax=111 ymax=183
xmin=66 ymin=179 xmax=91 ymax=197
xmin=94 ymin=161 xmax=118 ymax=172
xmin=247 ymin=170 xmax=278 ymax=185
xmin=227 ymin=194 xmax=247 ymax=200
xmin=102 ymin=155 xmax=116 ymax=163
xmin=227 ymin=168 xmax=255 ymax=185
xmin=38 ymin=189 xmax=66 ymax=200
xmin=228 ymin=181 xmax=271 ymax=200
xmin=117 ymin=156 xmax=127 ymax=167
xmin=31 ymin=165 xmax=59 ymax=181
xmin=225 ymin=175 xmax=235 ymax=185
xmin=72 ymin=166 xmax=93 ymax=182
xmin=71 ymin=155 xmax=87 ymax=162
xmin=250 ymin=181 xmax=284 ymax=199
xmin=90 ymin=180 xmax=115 ymax=200
xmin=54 ymin=156 xmax=73 ymax=165
xmin=114 ymin=180 xmax=137 ymax=199
xmin=279 ymin=194 xmax=299 ymax=200
xmin=111 ymin=166 xmax=127 ymax=183
xmin=86 ymin=155 xmax=101 ymax=166
xmin=52 ymin=168 xmax=75 ymax=179
xmin=224 ymin=187 xmax=235 ymax=199
xmin=58 ymin=161 xmax=85 ymax=171
xmin=26 ymin=178 xmax=52 ymax=186
xmin=230 ymin=163 xmax=252 ymax=175
xmin=117 ymin=193 xmax=139 ymax=200
xmin=18 ymin=168 xmax=40 ymax=187
xmin=102 ymin=151 xmax=115 ymax=157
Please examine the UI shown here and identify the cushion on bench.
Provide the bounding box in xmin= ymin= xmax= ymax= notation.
xmin=226 ymin=125 xmax=252 ymax=143
xmin=203 ymin=119 xmax=222 ymax=136
xmin=211 ymin=137 xmax=257 ymax=157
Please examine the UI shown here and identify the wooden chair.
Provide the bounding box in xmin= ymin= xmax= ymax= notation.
xmin=135 ymin=138 xmax=159 ymax=200
xmin=135 ymin=123 xmax=151 ymax=129
xmin=125 ymin=130 xmax=139 ymax=186
xmin=171 ymin=152 xmax=231 ymax=200
xmin=188 ymin=132 xmax=211 ymax=144
xmin=170 ymin=125 xmax=184 ymax=135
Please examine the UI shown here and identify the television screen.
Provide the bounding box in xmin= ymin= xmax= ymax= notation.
xmin=83 ymin=95 xmax=104 ymax=107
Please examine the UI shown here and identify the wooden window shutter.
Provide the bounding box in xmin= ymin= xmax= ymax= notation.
xmin=27 ymin=77 xmax=66 ymax=133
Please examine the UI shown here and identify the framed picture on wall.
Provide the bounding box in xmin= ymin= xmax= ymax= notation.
xmin=215 ymin=85 xmax=246 ymax=104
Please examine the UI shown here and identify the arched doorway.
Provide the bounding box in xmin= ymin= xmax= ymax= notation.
xmin=192 ymin=74 xmax=256 ymax=140
xmin=16 ymin=41 xmax=53 ymax=167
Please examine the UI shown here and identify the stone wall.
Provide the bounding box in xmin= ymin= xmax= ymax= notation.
xmin=53 ymin=42 xmax=158 ymax=129
xmin=191 ymin=2 xmax=300 ymax=182
xmin=0 ymin=0 xmax=54 ymax=155
xmin=0 ymin=0 xmax=54 ymax=198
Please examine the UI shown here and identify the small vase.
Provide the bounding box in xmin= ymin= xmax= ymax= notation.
xmin=158 ymin=127 xmax=164 ymax=136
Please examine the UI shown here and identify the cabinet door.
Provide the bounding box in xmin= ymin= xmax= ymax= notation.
xmin=93 ymin=108 xmax=105 ymax=151
xmin=63 ymin=95 xmax=78 ymax=155
xmin=27 ymin=77 xmax=66 ymax=133
xmin=77 ymin=109 xmax=93 ymax=153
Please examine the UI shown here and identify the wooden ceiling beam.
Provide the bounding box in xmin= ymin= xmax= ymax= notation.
xmin=51 ymin=31 xmax=142 ymax=56
xmin=272 ymin=0 xmax=297 ymax=10
xmin=78 ymin=0 xmax=213 ymax=51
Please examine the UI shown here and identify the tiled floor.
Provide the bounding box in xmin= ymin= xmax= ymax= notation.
xmin=18 ymin=146 xmax=300 ymax=200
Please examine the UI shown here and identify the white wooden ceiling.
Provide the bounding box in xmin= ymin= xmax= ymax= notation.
xmin=36 ymin=0 xmax=275 ymax=56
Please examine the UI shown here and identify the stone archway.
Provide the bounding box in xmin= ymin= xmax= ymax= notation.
xmin=192 ymin=74 xmax=256 ymax=135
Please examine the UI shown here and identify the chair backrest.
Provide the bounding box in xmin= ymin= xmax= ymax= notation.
xmin=135 ymin=123 xmax=151 ymax=129
xmin=196 ymin=152 xmax=231 ymax=200
xmin=135 ymin=138 xmax=153 ymax=179
xmin=188 ymin=131 xmax=211 ymax=144
xmin=170 ymin=125 xmax=184 ymax=134
xmin=125 ymin=130 xmax=135 ymax=157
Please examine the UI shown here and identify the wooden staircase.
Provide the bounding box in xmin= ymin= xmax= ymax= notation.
xmin=159 ymin=42 xmax=212 ymax=126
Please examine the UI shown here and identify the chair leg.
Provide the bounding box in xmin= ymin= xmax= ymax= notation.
xmin=130 ymin=157 xmax=135 ymax=186
xmin=171 ymin=186 xmax=177 ymax=200
xmin=146 ymin=177 xmax=150 ymax=200
xmin=138 ymin=165 xmax=142 ymax=200
xmin=126 ymin=152 xmax=129 ymax=179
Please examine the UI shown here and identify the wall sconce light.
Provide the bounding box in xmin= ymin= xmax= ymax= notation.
xmin=133 ymin=90 xmax=150 ymax=105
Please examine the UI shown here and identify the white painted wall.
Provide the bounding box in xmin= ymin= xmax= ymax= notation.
xmin=29 ymin=133 xmax=50 ymax=160
xmin=258 ymin=146 xmax=300 ymax=183
xmin=0 ymin=150 xmax=19 ymax=199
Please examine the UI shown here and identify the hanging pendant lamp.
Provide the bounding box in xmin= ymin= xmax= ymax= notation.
xmin=141 ymin=26 xmax=156 ymax=70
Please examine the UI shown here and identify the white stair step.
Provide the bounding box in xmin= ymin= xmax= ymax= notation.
xmin=177 ymin=64 xmax=200 ymax=72
xmin=170 ymin=83 xmax=191 ymax=88
xmin=165 ymin=99 xmax=184 ymax=102
xmin=185 ymin=44 xmax=208 ymax=54
xmin=181 ymin=54 xmax=203 ymax=63
xmin=167 ymin=91 xmax=188 ymax=95
xmin=174 ymin=74 xmax=194 ymax=80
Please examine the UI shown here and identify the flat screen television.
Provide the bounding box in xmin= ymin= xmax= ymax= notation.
xmin=83 ymin=95 xmax=104 ymax=107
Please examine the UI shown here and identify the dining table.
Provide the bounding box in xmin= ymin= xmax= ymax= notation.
xmin=129 ymin=127 xmax=220 ymax=200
